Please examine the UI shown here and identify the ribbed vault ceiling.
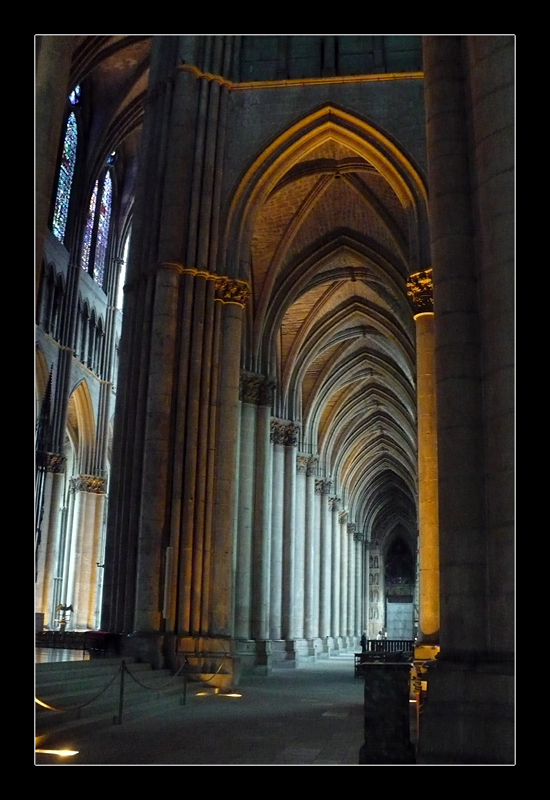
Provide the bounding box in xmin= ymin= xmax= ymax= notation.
xmin=250 ymin=134 xmax=419 ymax=537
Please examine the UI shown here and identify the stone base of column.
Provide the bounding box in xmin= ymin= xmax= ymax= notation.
xmin=359 ymin=662 xmax=416 ymax=765
xmin=123 ymin=632 xmax=168 ymax=670
xmin=176 ymin=635 xmax=242 ymax=691
xmin=417 ymin=654 xmax=514 ymax=764
xmin=320 ymin=636 xmax=335 ymax=656
xmin=234 ymin=639 xmax=274 ymax=676
xmin=304 ymin=637 xmax=323 ymax=660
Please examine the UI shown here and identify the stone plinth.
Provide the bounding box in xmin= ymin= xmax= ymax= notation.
xmin=359 ymin=662 xmax=416 ymax=764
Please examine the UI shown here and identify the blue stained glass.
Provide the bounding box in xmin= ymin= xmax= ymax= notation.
xmin=93 ymin=172 xmax=112 ymax=286
xmin=81 ymin=180 xmax=98 ymax=273
xmin=52 ymin=113 xmax=78 ymax=243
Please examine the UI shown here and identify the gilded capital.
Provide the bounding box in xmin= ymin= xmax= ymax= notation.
xmin=215 ymin=277 xmax=251 ymax=306
xmin=406 ymin=269 xmax=434 ymax=314
xmin=37 ymin=452 xmax=66 ymax=473
xmin=72 ymin=474 xmax=107 ymax=494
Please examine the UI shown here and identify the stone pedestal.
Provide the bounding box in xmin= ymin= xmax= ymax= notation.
xmin=359 ymin=663 xmax=415 ymax=764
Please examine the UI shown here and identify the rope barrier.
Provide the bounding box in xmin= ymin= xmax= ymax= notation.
xmin=35 ymin=663 xmax=122 ymax=713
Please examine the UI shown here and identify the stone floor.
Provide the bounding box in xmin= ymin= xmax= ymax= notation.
xmin=35 ymin=652 xmax=418 ymax=766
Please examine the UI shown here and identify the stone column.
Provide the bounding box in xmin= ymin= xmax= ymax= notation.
xmin=330 ymin=496 xmax=341 ymax=648
xmin=251 ymin=380 xmax=275 ymax=667
xmin=70 ymin=475 xmax=107 ymax=630
xmin=355 ymin=530 xmax=364 ymax=637
xmin=304 ymin=459 xmax=318 ymax=648
xmin=407 ymin=270 xmax=440 ymax=648
xmin=294 ymin=455 xmax=308 ymax=642
xmin=319 ymin=479 xmax=332 ymax=651
xmin=419 ymin=35 xmax=514 ymax=764
xmin=347 ymin=523 xmax=356 ymax=642
xmin=282 ymin=424 xmax=299 ymax=654
xmin=269 ymin=421 xmax=285 ymax=640
xmin=35 ymin=454 xmax=66 ymax=627
xmin=339 ymin=510 xmax=349 ymax=645
xmin=211 ymin=279 xmax=249 ymax=637
xmin=234 ymin=375 xmax=259 ymax=640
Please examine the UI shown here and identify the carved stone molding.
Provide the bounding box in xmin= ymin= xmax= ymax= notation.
xmin=347 ymin=522 xmax=356 ymax=536
xmin=215 ymin=277 xmax=250 ymax=306
xmin=354 ymin=529 xmax=366 ymax=543
xmin=339 ymin=510 xmax=349 ymax=524
xmin=315 ymin=479 xmax=324 ymax=494
xmin=406 ymin=269 xmax=434 ymax=314
xmin=71 ymin=474 xmax=107 ymax=494
xmin=329 ymin=496 xmax=340 ymax=511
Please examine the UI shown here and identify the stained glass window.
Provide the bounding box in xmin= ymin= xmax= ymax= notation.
xmin=52 ymin=112 xmax=78 ymax=243
xmin=81 ymin=180 xmax=98 ymax=274
xmin=69 ymin=85 xmax=81 ymax=105
xmin=93 ymin=172 xmax=112 ymax=286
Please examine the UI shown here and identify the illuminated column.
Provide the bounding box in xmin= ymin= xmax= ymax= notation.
xmin=407 ymin=270 xmax=440 ymax=646
xmin=330 ymin=496 xmax=341 ymax=644
xmin=211 ymin=279 xmax=249 ymax=637
xmin=319 ymin=479 xmax=332 ymax=645
xmin=294 ymin=455 xmax=308 ymax=640
xmin=70 ymin=475 xmax=106 ymax=630
xmin=36 ymin=455 xmax=66 ymax=627
xmin=270 ymin=421 xmax=285 ymax=639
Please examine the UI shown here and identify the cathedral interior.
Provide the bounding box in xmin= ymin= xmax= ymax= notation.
xmin=35 ymin=35 xmax=515 ymax=764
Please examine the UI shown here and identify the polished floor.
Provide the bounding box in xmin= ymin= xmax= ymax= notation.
xmin=35 ymin=651 xmax=418 ymax=766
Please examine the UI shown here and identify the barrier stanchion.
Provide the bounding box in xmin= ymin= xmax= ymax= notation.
xmin=114 ymin=660 xmax=125 ymax=724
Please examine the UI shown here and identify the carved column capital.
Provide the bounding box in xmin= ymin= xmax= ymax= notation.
xmin=329 ymin=496 xmax=340 ymax=511
xmin=240 ymin=373 xmax=262 ymax=404
xmin=215 ymin=277 xmax=251 ymax=306
xmin=71 ymin=474 xmax=107 ymax=494
xmin=270 ymin=420 xmax=286 ymax=445
xmin=406 ymin=269 xmax=434 ymax=314
xmin=347 ymin=522 xmax=356 ymax=536
xmin=284 ymin=423 xmax=300 ymax=447
xmin=296 ymin=455 xmax=309 ymax=474
xmin=306 ymin=455 xmax=318 ymax=477
xmin=339 ymin=510 xmax=349 ymax=524
xmin=258 ymin=378 xmax=276 ymax=407
xmin=36 ymin=452 xmax=66 ymax=474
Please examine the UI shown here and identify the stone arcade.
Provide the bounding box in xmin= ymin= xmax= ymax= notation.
xmin=35 ymin=35 xmax=514 ymax=764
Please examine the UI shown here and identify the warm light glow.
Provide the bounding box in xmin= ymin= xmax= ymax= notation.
xmin=36 ymin=698 xmax=56 ymax=709
xmin=36 ymin=749 xmax=79 ymax=757
xmin=219 ymin=693 xmax=242 ymax=698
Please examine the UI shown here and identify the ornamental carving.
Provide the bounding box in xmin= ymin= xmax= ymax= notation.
xmin=258 ymin=379 xmax=276 ymax=407
xmin=72 ymin=474 xmax=107 ymax=494
xmin=339 ymin=511 xmax=348 ymax=524
xmin=284 ymin=423 xmax=300 ymax=447
xmin=306 ymin=455 xmax=318 ymax=477
xmin=347 ymin=523 xmax=356 ymax=536
xmin=296 ymin=455 xmax=309 ymax=474
xmin=36 ymin=452 xmax=66 ymax=473
xmin=329 ymin=496 xmax=340 ymax=511
xmin=215 ymin=277 xmax=250 ymax=306
xmin=406 ymin=269 xmax=433 ymax=313
xmin=240 ymin=374 xmax=262 ymax=404
xmin=270 ymin=421 xmax=286 ymax=445
xmin=354 ymin=529 xmax=366 ymax=543
xmin=315 ymin=479 xmax=324 ymax=494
